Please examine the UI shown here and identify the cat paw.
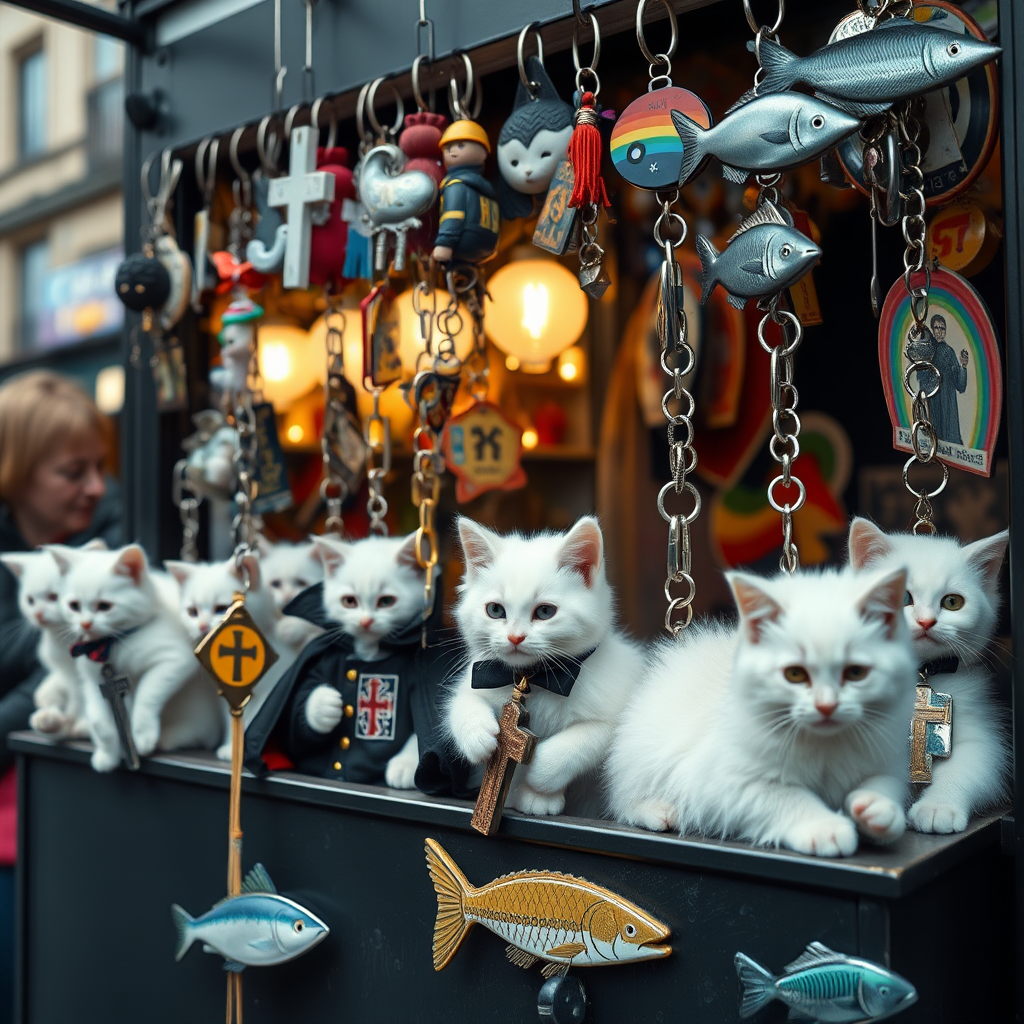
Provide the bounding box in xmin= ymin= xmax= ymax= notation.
xmin=131 ymin=717 xmax=160 ymax=757
xmin=305 ymin=685 xmax=343 ymax=734
xmin=457 ymin=720 xmax=500 ymax=765
xmin=784 ymin=813 xmax=858 ymax=858
xmin=29 ymin=707 xmax=69 ymax=735
xmin=215 ymin=743 xmax=232 ymax=762
xmin=384 ymin=753 xmax=418 ymax=790
xmin=907 ymin=800 xmax=969 ymax=834
xmin=848 ymin=790 xmax=905 ymax=844
xmin=631 ymin=799 xmax=678 ymax=832
xmin=90 ymin=747 xmax=121 ymax=773
xmin=71 ymin=717 xmax=91 ymax=740
xmin=508 ymin=785 xmax=565 ymax=817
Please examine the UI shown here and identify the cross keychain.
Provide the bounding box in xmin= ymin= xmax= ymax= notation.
xmin=909 ymin=659 xmax=954 ymax=785
xmin=470 ymin=677 xmax=537 ymax=836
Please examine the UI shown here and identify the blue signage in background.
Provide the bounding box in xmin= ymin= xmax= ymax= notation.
xmin=38 ymin=247 xmax=124 ymax=349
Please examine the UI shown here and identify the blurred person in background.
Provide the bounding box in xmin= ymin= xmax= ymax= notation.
xmin=0 ymin=371 xmax=120 ymax=1024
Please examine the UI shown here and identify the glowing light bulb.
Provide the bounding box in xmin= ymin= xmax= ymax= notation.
xmin=557 ymin=345 xmax=586 ymax=384
xmin=261 ymin=342 xmax=291 ymax=382
xmin=521 ymin=283 xmax=549 ymax=339
xmin=522 ymin=428 xmax=539 ymax=450
xmin=286 ymin=424 xmax=305 ymax=443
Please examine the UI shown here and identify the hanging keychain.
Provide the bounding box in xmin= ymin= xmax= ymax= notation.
xmin=192 ymin=136 xmax=218 ymax=311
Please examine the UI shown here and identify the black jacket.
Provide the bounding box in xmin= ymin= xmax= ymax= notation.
xmin=243 ymin=582 xmax=472 ymax=795
xmin=0 ymin=484 xmax=122 ymax=771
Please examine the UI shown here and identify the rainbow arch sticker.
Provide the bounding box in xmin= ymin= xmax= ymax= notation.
xmin=610 ymin=87 xmax=713 ymax=191
xmin=878 ymin=266 xmax=1002 ymax=477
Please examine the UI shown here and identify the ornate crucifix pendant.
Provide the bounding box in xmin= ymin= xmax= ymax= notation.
xmin=99 ymin=665 xmax=140 ymax=771
xmin=910 ymin=679 xmax=953 ymax=785
xmin=471 ymin=678 xmax=538 ymax=836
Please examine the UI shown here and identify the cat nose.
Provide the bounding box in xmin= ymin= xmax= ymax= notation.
xmin=815 ymin=701 xmax=837 ymax=718
xmin=917 ymin=616 xmax=937 ymax=630
xmin=508 ymin=633 xmax=526 ymax=646
xmin=80 ymin=620 xmax=93 ymax=632
xmin=35 ymin=612 xmax=44 ymax=624
xmin=360 ymin=616 xmax=374 ymax=629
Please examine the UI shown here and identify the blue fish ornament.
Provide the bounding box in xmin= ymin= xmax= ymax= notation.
xmin=736 ymin=942 xmax=918 ymax=1023
xmin=172 ymin=864 xmax=329 ymax=972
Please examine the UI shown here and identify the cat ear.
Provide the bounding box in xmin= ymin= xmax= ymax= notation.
xmin=458 ymin=519 xmax=500 ymax=577
xmin=396 ymin=534 xmax=425 ymax=575
xmin=857 ymin=567 xmax=908 ymax=638
xmin=44 ymin=545 xmax=80 ymax=576
xmin=164 ymin=560 xmax=195 ymax=587
xmin=0 ymin=554 xmax=30 ymax=578
xmin=82 ymin=539 xmax=108 ymax=551
xmin=727 ymin=571 xmax=783 ymax=643
xmin=312 ymin=535 xmax=349 ymax=578
xmin=848 ymin=517 xmax=893 ymax=569
xmin=964 ymin=529 xmax=1009 ymax=588
xmin=113 ymin=545 xmax=148 ymax=586
xmin=557 ymin=517 xmax=604 ymax=588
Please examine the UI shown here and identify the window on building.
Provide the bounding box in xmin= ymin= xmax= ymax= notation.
xmin=88 ymin=37 xmax=123 ymax=169
xmin=18 ymin=48 xmax=47 ymax=159
xmin=19 ymin=239 xmax=50 ymax=351
xmin=94 ymin=34 xmax=122 ymax=82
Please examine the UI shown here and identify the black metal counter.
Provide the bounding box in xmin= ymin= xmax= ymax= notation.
xmin=12 ymin=732 xmax=1012 ymax=1024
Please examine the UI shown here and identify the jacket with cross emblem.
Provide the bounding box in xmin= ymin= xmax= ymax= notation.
xmin=434 ymin=166 xmax=500 ymax=265
xmin=243 ymin=581 xmax=472 ymax=795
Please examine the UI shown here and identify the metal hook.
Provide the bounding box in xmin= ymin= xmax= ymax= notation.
xmin=517 ymin=24 xmax=544 ymax=95
xmin=571 ymin=0 xmax=589 ymax=27
xmin=355 ymin=82 xmax=371 ymax=145
xmin=229 ymin=126 xmax=250 ymax=185
xmin=365 ymin=77 xmax=405 ymax=140
xmin=256 ymin=115 xmax=282 ymax=175
xmin=273 ymin=0 xmax=287 ymax=111
xmin=743 ymin=0 xmax=785 ymax=36
xmin=411 ymin=54 xmax=437 ymax=113
xmin=572 ymin=12 xmax=601 ymax=75
xmin=284 ymin=103 xmax=304 ymax=142
xmin=311 ymin=96 xmax=337 ymax=150
xmin=303 ymin=0 xmax=316 ymax=101
xmin=195 ymin=136 xmax=219 ymax=206
xmin=448 ymin=52 xmax=481 ymax=120
xmin=636 ymin=0 xmax=678 ymax=66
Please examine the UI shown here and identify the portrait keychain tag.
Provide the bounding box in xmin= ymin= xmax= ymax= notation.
xmin=442 ymin=401 xmax=527 ymax=503
xmin=878 ymin=265 xmax=1002 ymax=477
xmin=250 ymin=400 xmax=293 ymax=515
xmin=361 ymin=281 xmax=404 ymax=388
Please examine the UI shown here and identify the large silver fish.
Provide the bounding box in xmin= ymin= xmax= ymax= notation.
xmin=736 ymin=942 xmax=918 ymax=1023
xmin=695 ymin=204 xmax=820 ymax=309
xmin=671 ymin=93 xmax=861 ymax=185
xmin=757 ymin=20 xmax=1001 ymax=116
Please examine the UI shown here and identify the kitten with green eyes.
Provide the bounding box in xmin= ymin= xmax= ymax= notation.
xmin=848 ymin=519 xmax=1010 ymax=833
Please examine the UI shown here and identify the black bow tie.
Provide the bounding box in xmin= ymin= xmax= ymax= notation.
xmin=70 ymin=627 xmax=141 ymax=664
xmin=470 ymin=648 xmax=597 ymax=698
xmin=919 ymin=655 xmax=959 ymax=681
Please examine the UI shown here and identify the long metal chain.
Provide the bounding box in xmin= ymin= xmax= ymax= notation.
xmin=173 ymin=459 xmax=202 ymax=561
xmin=411 ymin=412 xmax=442 ymax=630
xmin=321 ymin=300 xmax=350 ymax=536
xmin=654 ymin=194 xmax=700 ymax=637
xmin=898 ymin=99 xmax=947 ymax=533
xmin=365 ymin=389 xmax=390 ymax=536
xmin=232 ymin=389 xmax=259 ymax=583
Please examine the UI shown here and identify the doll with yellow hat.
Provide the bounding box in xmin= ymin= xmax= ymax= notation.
xmin=431 ymin=120 xmax=500 ymax=265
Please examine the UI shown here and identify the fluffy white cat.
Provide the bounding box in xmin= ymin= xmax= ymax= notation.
xmin=302 ymin=533 xmax=426 ymax=788
xmin=446 ymin=517 xmax=644 ymax=817
xmin=848 ymin=518 xmax=1010 ymax=833
xmin=49 ymin=544 xmax=221 ymax=772
xmin=0 ymin=547 xmax=96 ymax=740
xmin=165 ymin=553 xmax=302 ymax=761
xmin=258 ymin=539 xmax=324 ymax=609
xmin=606 ymin=567 xmax=916 ymax=857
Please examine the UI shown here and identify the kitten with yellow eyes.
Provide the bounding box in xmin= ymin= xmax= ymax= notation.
xmin=848 ymin=519 xmax=1010 ymax=834
xmin=605 ymin=567 xmax=915 ymax=857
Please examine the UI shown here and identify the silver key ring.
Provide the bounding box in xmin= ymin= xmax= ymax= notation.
xmin=572 ymin=11 xmax=601 ymax=75
xmin=743 ymin=0 xmax=785 ymax=36
xmin=636 ymin=0 xmax=677 ymax=66
xmin=366 ymin=77 xmax=405 ymax=140
xmin=311 ymin=96 xmax=337 ymax=150
xmin=448 ymin=52 xmax=482 ymax=120
xmin=411 ymin=54 xmax=437 ymax=113
xmin=517 ymin=23 xmax=544 ymax=96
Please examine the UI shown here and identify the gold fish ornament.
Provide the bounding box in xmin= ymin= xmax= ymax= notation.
xmin=425 ymin=839 xmax=672 ymax=977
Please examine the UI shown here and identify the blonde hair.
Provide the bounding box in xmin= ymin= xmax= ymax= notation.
xmin=0 ymin=371 xmax=110 ymax=504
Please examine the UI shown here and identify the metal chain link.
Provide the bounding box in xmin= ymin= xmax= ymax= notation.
xmin=172 ymin=459 xmax=202 ymax=562
xmin=321 ymin=299 xmax=350 ymax=536
xmin=365 ymin=388 xmax=391 ymax=536
xmin=653 ymin=194 xmax=699 ymax=637
xmin=231 ymin=389 xmax=259 ymax=589
xmin=896 ymin=99 xmax=947 ymax=533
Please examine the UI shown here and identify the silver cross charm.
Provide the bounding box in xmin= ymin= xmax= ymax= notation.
xmin=99 ymin=665 xmax=140 ymax=770
xmin=268 ymin=126 xmax=335 ymax=288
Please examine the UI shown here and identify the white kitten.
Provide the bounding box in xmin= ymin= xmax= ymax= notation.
xmin=446 ymin=517 xmax=644 ymax=817
xmin=303 ymin=533 xmax=425 ymax=788
xmin=606 ymin=567 xmax=915 ymax=857
xmin=848 ymin=518 xmax=1010 ymax=833
xmin=258 ymin=539 xmax=324 ymax=609
xmin=165 ymin=554 xmax=301 ymax=762
xmin=0 ymin=549 xmax=90 ymax=740
xmin=50 ymin=544 xmax=221 ymax=772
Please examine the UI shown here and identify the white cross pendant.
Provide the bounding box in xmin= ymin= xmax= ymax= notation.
xmin=267 ymin=126 xmax=335 ymax=289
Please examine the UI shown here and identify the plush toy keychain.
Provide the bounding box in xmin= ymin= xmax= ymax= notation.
xmin=497 ymin=28 xmax=573 ymax=221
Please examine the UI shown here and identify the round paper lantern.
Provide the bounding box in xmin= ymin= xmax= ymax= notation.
xmin=257 ymin=319 xmax=324 ymax=408
xmin=484 ymin=259 xmax=588 ymax=373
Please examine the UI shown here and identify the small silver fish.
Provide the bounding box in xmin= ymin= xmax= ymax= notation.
xmin=757 ymin=20 xmax=1001 ymax=116
xmin=671 ymin=94 xmax=862 ymax=185
xmin=695 ymin=204 xmax=820 ymax=309
xmin=172 ymin=864 xmax=329 ymax=972
xmin=736 ymin=942 xmax=918 ymax=1023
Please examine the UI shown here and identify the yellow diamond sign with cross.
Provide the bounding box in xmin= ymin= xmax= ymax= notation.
xmin=195 ymin=595 xmax=278 ymax=710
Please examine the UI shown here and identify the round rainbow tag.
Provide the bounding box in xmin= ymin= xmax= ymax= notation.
xmin=610 ymin=87 xmax=713 ymax=190
xmin=878 ymin=266 xmax=1002 ymax=477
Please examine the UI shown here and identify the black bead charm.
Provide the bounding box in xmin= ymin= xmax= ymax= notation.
xmin=537 ymin=975 xmax=587 ymax=1024
xmin=114 ymin=252 xmax=170 ymax=313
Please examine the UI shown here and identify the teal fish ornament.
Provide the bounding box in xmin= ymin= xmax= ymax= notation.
xmin=736 ymin=942 xmax=918 ymax=1023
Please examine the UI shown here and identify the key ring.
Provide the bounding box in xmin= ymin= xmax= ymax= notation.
xmin=572 ymin=10 xmax=601 ymax=84
xmin=195 ymin=137 xmax=219 ymax=207
xmin=743 ymin=0 xmax=785 ymax=36
xmin=517 ymin=23 xmax=544 ymax=96
xmin=256 ymin=114 xmax=283 ymax=175
xmin=365 ymin=77 xmax=405 ymax=141
xmin=310 ymin=96 xmax=337 ymax=149
xmin=448 ymin=52 xmax=482 ymax=120
xmin=411 ymin=55 xmax=437 ymax=112
xmin=636 ymin=0 xmax=677 ymax=67
xmin=283 ymin=103 xmax=303 ymax=142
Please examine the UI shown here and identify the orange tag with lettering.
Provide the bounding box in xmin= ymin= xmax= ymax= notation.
xmin=443 ymin=401 xmax=527 ymax=503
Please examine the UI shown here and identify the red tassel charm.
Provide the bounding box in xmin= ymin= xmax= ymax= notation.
xmin=567 ymin=92 xmax=610 ymax=209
